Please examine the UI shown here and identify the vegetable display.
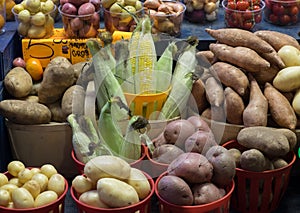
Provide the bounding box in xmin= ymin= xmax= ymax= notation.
xmin=0 ymin=161 xmax=67 ymax=209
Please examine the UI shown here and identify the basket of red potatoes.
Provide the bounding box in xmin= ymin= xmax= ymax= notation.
xmin=58 ymin=0 xmax=101 ymax=38
xmin=0 ymin=161 xmax=68 ymax=212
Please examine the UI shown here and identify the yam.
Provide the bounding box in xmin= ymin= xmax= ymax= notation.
xmin=196 ymin=50 xmax=215 ymax=64
xmin=4 ymin=67 xmax=33 ymax=98
xmin=243 ymin=74 xmax=268 ymax=127
xmin=206 ymin=28 xmax=274 ymax=54
xmin=210 ymin=62 xmax=249 ymax=96
xmin=188 ymin=78 xmax=208 ymax=114
xmin=209 ymin=43 xmax=270 ymax=73
xmin=205 ymin=76 xmax=224 ymax=107
xmin=254 ymin=30 xmax=300 ymax=52
xmin=264 ymin=83 xmax=297 ymax=129
xmin=224 ymin=87 xmax=244 ymax=125
xmin=237 ymin=126 xmax=290 ymax=158
xmin=0 ymin=100 xmax=51 ymax=124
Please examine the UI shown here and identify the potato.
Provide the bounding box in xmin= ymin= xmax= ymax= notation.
xmin=72 ymin=175 xmax=93 ymax=194
xmin=184 ymin=130 xmax=217 ymax=155
xmin=0 ymin=100 xmax=52 ymax=125
xmin=157 ymin=175 xmax=193 ymax=206
xmin=0 ymin=184 xmax=18 ymax=195
xmin=31 ymin=173 xmax=48 ymax=192
xmin=205 ymin=145 xmax=236 ymax=187
xmin=167 ymin=152 xmax=213 ymax=184
xmin=79 ymin=190 xmax=110 ymax=208
xmin=0 ymin=189 xmax=10 ymax=207
xmin=34 ymin=191 xmax=58 ymax=207
xmin=84 ymin=155 xmax=131 ymax=185
xmin=40 ymin=164 xmax=58 ymax=178
xmin=61 ymin=85 xmax=85 ymax=116
xmin=47 ymin=101 xmax=67 ymax=122
xmin=18 ymin=168 xmax=33 ymax=184
xmin=275 ymin=128 xmax=297 ymax=151
xmin=228 ymin=148 xmax=241 ymax=167
xmin=152 ymin=144 xmax=184 ymax=164
xmin=192 ymin=182 xmax=225 ymax=205
xmin=61 ymin=2 xmax=77 ymax=15
xmin=240 ymin=149 xmax=267 ymax=172
xmin=205 ymin=76 xmax=224 ymax=107
xmin=12 ymin=188 xmax=34 ymax=209
xmin=126 ymin=168 xmax=151 ymax=200
xmin=7 ymin=160 xmax=25 ymax=177
xmin=4 ymin=67 xmax=33 ymax=98
xmin=278 ymin=45 xmax=300 ymax=67
xmin=187 ymin=115 xmax=211 ymax=132
xmin=164 ymin=119 xmax=196 ymax=149
xmin=22 ymin=180 xmax=41 ymax=199
xmin=224 ymin=87 xmax=245 ymax=125
xmin=97 ymin=178 xmax=139 ymax=208
xmin=0 ymin=174 xmax=8 ymax=187
xmin=78 ymin=2 xmax=95 ymax=15
xmin=237 ymin=126 xmax=290 ymax=158
xmin=47 ymin=174 xmax=65 ymax=196
xmin=188 ymin=78 xmax=208 ymax=114
xmin=152 ymin=132 xmax=167 ymax=147
xmin=272 ymin=158 xmax=288 ymax=169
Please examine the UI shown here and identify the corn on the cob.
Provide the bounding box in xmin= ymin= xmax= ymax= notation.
xmin=128 ymin=16 xmax=157 ymax=94
xmin=160 ymin=38 xmax=198 ymax=119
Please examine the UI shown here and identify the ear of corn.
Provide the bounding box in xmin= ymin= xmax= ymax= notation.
xmin=128 ymin=16 xmax=157 ymax=94
xmin=160 ymin=39 xmax=198 ymax=119
xmin=154 ymin=41 xmax=177 ymax=92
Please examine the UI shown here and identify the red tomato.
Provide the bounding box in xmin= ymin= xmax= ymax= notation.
xmin=290 ymin=5 xmax=299 ymax=15
xmin=254 ymin=14 xmax=262 ymax=23
xmin=236 ymin=1 xmax=250 ymax=10
xmin=243 ymin=21 xmax=253 ymax=30
xmin=252 ymin=4 xmax=261 ymax=10
xmin=227 ymin=1 xmax=237 ymax=9
xmin=243 ymin=10 xmax=253 ymax=20
xmin=268 ymin=13 xmax=279 ymax=23
xmin=280 ymin=14 xmax=291 ymax=24
xmin=272 ymin=4 xmax=285 ymax=15
xmin=290 ymin=14 xmax=298 ymax=23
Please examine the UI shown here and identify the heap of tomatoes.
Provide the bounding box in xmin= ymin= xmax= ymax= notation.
xmin=264 ymin=0 xmax=300 ymax=25
xmin=222 ymin=0 xmax=264 ymax=30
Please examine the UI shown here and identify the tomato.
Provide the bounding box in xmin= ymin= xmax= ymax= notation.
xmin=242 ymin=21 xmax=253 ymax=30
xmin=236 ymin=0 xmax=250 ymax=10
xmin=280 ymin=14 xmax=291 ymax=25
xmin=243 ymin=9 xmax=253 ymax=20
xmin=254 ymin=14 xmax=262 ymax=23
xmin=227 ymin=1 xmax=236 ymax=9
xmin=268 ymin=13 xmax=279 ymax=23
xmin=290 ymin=5 xmax=299 ymax=15
xmin=290 ymin=14 xmax=298 ymax=23
xmin=252 ymin=4 xmax=261 ymax=11
xmin=272 ymin=4 xmax=285 ymax=15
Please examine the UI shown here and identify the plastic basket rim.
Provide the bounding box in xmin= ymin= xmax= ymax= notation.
xmin=222 ymin=140 xmax=297 ymax=174
xmin=154 ymin=171 xmax=235 ymax=209
xmin=12 ymin=4 xmax=57 ymax=17
xmin=70 ymin=171 xmax=155 ymax=211
xmin=0 ymin=168 xmax=69 ymax=212
xmin=58 ymin=5 xmax=101 ymax=18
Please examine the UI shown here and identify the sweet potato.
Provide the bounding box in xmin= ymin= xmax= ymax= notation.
xmin=201 ymin=106 xmax=226 ymax=123
xmin=251 ymin=65 xmax=279 ymax=86
xmin=209 ymin=43 xmax=270 ymax=73
xmin=260 ymin=49 xmax=286 ymax=69
xmin=224 ymin=87 xmax=244 ymax=125
xmin=205 ymin=28 xmax=274 ymax=54
xmin=243 ymin=74 xmax=268 ymax=127
xmin=264 ymin=83 xmax=297 ymax=129
xmin=205 ymin=76 xmax=224 ymax=107
xmin=4 ymin=67 xmax=33 ymax=98
xmin=0 ymin=99 xmax=51 ymax=124
xmin=188 ymin=78 xmax=208 ymax=114
xmin=196 ymin=50 xmax=215 ymax=64
xmin=254 ymin=30 xmax=300 ymax=52
xmin=210 ymin=62 xmax=249 ymax=96
xmin=237 ymin=126 xmax=290 ymax=158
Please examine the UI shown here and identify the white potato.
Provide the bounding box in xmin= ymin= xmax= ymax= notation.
xmin=8 ymin=178 xmax=22 ymax=187
xmin=97 ymin=178 xmax=139 ymax=208
xmin=18 ymin=168 xmax=33 ymax=184
xmin=47 ymin=174 xmax=65 ymax=196
xmin=31 ymin=173 xmax=48 ymax=192
xmin=0 ymin=189 xmax=11 ymax=207
xmin=72 ymin=175 xmax=93 ymax=194
xmin=34 ymin=191 xmax=58 ymax=207
xmin=12 ymin=188 xmax=34 ymax=209
xmin=40 ymin=164 xmax=58 ymax=178
xmin=22 ymin=180 xmax=41 ymax=199
xmin=7 ymin=161 xmax=25 ymax=177
xmin=79 ymin=190 xmax=110 ymax=208
xmin=0 ymin=184 xmax=18 ymax=195
xmin=126 ymin=168 xmax=151 ymax=200
xmin=278 ymin=45 xmax=300 ymax=67
xmin=0 ymin=173 xmax=8 ymax=187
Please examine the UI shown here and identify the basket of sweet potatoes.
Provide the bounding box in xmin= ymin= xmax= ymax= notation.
xmin=192 ymin=28 xmax=300 ymax=146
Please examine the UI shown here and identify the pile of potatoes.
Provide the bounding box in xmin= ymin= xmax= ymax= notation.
xmin=0 ymin=56 xmax=92 ymax=125
xmin=72 ymin=155 xmax=152 ymax=209
xmin=0 ymin=161 xmax=66 ymax=209
xmin=227 ymin=126 xmax=297 ymax=172
xmin=194 ymin=28 xmax=300 ymax=131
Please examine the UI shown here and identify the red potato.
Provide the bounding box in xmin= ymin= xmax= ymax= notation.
xmin=167 ymin=152 xmax=213 ymax=184
xmin=78 ymin=3 xmax=95 ymax=15
xmin=152 ymin=144 xmax=184 ymax=164
xmin=187 ymin=115 xmax=211 ymax=132
xmin=61 ymin=3 xmax=77 ymax=15
xmin=67 ymin=0 xmax=89 ymax=7
xmin=192 ymin=182 xmax=226 ymax=205
xmin=184 ymin=130 xmax=217 ymax=155
xmin=152 ymin=132 xmax=167 ymax=147
xmin=89 ymin=0 xmax=101 ymax=10
xmin=163 ymin=119 xmax=197 ymax=149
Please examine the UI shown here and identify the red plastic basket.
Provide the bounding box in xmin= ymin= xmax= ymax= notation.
xmin=71 ymin=144 xmax=148 ymax=174
xmin=155 ymin=172 xmax=235 ymax=213
xmin=222 ymin=140 xmax=296 ymax=213
xmin=0 ymin=169 xmax=69 ymax=213
xmin=70 ymin=171 xmax=155 ymax=213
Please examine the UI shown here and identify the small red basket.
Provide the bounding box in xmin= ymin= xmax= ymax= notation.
xmin=155 ymin=172 xmax=235 ymax=213
xmin=0 ymin=169 xmax=69 ymax=213
xmin=72 ymin=144 xmax=148 ymax=174
xmin=71 ymin=171 xmax=155 ymax=213
xmin=223 ymin=140 xmax=296 ymax=213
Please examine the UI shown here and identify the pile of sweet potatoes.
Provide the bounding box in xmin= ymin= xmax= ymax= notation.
xmin=0 ymin=56 xmax=91 ymax=125
xmin=193 ymin=28 xmax=300 ymax=131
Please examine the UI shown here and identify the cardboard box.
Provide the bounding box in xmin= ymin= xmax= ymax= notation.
xmin=0 ymin=30 xmax=21 ymax=80
xmin=22 ymin=28 xmax=133 ymax=68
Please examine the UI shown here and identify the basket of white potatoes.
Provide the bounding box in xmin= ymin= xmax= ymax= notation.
xmin=0 ymin=161 xmax=68 ymax=212
xmin=71 ymin=155 xmax=155 ymax=213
